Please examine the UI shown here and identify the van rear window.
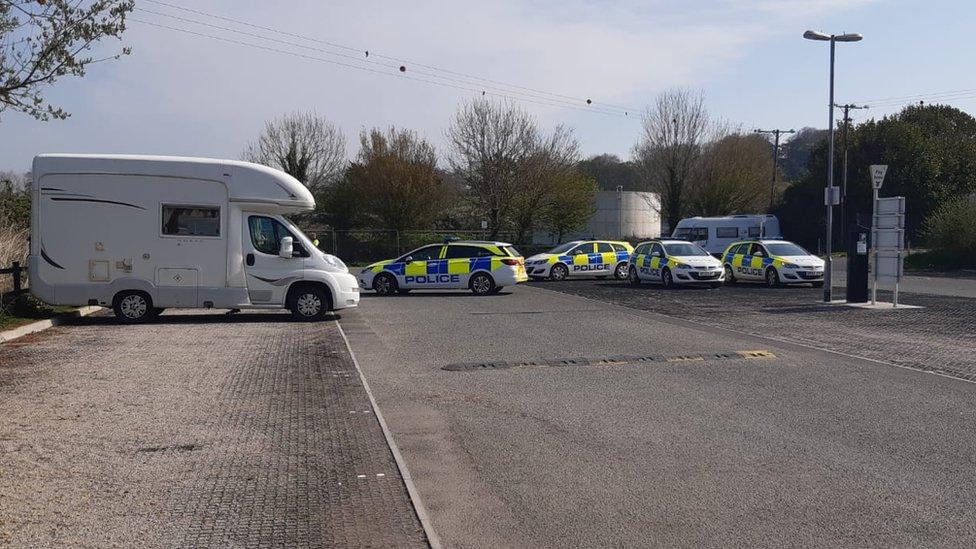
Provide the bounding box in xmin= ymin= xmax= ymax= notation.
xmin=162 ymin=205 xmax=220 ymax=237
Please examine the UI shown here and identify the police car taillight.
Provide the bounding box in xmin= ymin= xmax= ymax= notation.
xmin=501 ymin=258 xmax=520 ymax=266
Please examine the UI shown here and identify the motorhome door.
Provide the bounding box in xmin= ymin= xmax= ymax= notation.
xmin=242 ymin=214 xmax=306 ymax=305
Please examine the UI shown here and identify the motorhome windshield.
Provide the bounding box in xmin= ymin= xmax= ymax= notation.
xmin=664 ymin=243 xmax=710 ymax=256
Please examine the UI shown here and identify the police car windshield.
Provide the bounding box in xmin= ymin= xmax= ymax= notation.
xmin=548 ymin=242 xmax=577 ymax=254
xmin=765 ymin=243 xmax=810 ymax=256
xmin=663 ymin=243 xmax=709 ymax=256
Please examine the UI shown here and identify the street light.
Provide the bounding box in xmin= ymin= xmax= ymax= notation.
xmin=804 ymin=29 xmax=862 ymax=303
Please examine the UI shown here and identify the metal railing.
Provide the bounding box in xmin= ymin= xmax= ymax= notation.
xmin=0 ymin=261 xmax=27 ymax=297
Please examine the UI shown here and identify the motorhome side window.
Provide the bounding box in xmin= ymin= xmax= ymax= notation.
xmin=716 ymin=227 xmax=738 ymax=238
xmin=162 ymin=205 xmax=220 ymax=237
xmin=248 ymin=216 xmax=307 ymax=257
xmin=748 ymin=226 xmax=762 ymax=237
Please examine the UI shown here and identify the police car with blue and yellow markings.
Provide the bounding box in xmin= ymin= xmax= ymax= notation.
xmin=628 ymin=239 xmax=725 ymax=288
xmin=524 ymin=240 xmax=634 ymax=281
xmin=721 ymin=239 xmax=825 ymax=287
xmin=358 ymin=240 xmax=528 ymax=295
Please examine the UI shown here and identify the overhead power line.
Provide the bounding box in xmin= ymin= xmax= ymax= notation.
xmin=857 ymin=88 xmax=976 ymax=108
xmin=129 ymin=18 xmax=637 ymax=120
xmin=139 ymin=0 xmax=641 ymax=115
xmin=133 ymin=7 xmax=630 ymax=117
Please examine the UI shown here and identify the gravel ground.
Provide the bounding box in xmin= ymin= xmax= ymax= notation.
xmin=528 ymin=280 xmax=976 ymax=381
xmin=0 ymin=310 xmax=427 ymax=548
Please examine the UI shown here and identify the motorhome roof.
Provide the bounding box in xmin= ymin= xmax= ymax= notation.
xmin=32 ymin=154 xmax=314 ymax=212
xmin=679 ymin=214 xmax=776 ymax=221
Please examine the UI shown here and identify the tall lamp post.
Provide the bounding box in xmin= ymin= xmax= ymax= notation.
xmin=803 ymin=30 xmax=862 ymax=303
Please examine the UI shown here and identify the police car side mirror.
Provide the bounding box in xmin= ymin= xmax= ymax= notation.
xmin=403 ymin=256 xmax=414 ymax=263
xmin=651 ymin=251 xmax=661 ymax=257
xmin=278 ymin=236 xmax=293 ymax=259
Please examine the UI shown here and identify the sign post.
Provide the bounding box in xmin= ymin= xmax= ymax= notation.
xmin=869 ymin=165 xmax=906 ymax=307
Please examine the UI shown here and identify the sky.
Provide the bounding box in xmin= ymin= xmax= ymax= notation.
xmin=2 ymin=0 xmax=975 ymax=173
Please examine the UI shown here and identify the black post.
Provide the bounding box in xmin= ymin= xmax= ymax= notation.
xmin=12 ymin=261 xmax=21 ymax=293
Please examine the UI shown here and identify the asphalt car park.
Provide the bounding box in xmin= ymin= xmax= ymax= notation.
xmin=342 ymin=284 xmax=976 ymax=547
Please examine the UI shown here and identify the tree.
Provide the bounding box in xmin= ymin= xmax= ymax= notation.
xmin=243 ymin=111 xmax=347 ymax=191
xmin=779 ymin=127 xmax=827 ymax=182
xmin=346 ymin=127 xmax=453 ymax=231
xmin=539 ymin=171 xmax=598 ymax=242
xmin=0 ymin=171 xmax=30 ymax=227
xmin=447 ymin=99 xmax=537 ymax=238
xmin=691 ymin=132 xmax=772 ymax=216
xmin=633 ymin=89 xmax=709 ymax=230
xmin=577 ymin=154 xmax=640 ymax=191
xmin=507 ymin=125 xmax=580 ymax=243
xmin=1 ymin=0 xmax=133 ymax=121
xmin=776 ymin=104 xmax=976 ymax=247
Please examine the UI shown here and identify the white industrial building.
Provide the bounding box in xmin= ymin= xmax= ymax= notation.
xmin=535 ymin=189 xmax=661 ymax=244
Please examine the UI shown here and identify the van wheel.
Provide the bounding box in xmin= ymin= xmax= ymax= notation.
xmin=113 ymin=291 xmax=153 ymax=324
xmin=629 ymin=266 xmax=641 ymax=286
xmin=373 ymin=273 xmax=398 ymax=296
xmin=470 ymin=273 xmax=495 ymax=295
xmin=549 ymin=263 xmax=569 ymax=281
xmin=614 ymin=262 xmax=628 ymax=280
xmin=724 ymin=265 xmax=736 ymax=284
xmin=289 ymin=286 xmax=329 ymax=321
xmin=661 ymin=268 xmax=675 ymax=289
xmin=765 ymin=267 xmax=780 ymax=287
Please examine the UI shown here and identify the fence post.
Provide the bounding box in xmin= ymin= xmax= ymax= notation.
xmin=12 ymin=261 xmax=21 ymax=293
xmin=332 ymin=230 xmax=338 ymax=256
xmin=395 ymin=230 xmax=400 ymax=255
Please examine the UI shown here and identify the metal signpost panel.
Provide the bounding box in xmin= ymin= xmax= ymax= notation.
xmin=869 ymin=165 xmax=907 ymax=307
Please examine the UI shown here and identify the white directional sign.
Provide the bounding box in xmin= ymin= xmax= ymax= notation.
xmin=874 ymin=250 xmax=904 ymax=284
xmin=873 ymin=228 xmax=904 ymax=250
xmin=870 ymin=165 xmax=888 ymax=189
xmin=870 ymin=189 xmax=906 ymax=306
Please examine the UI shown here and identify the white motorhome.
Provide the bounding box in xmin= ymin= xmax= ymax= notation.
xmin=29 ymin=154 xmax=360 ymax=322
xmin=671 ymin=215 xmax=781 ymax=256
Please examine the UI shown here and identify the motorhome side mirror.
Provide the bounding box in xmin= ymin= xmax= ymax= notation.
xmin=278 ymin=236 xmax=293 ymax=258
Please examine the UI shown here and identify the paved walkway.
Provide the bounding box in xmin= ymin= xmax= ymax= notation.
xmin=0 ymin=311 xmax=427 ymax=548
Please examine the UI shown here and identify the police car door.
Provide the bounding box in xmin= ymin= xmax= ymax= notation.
xmin=595 ymin=242 xmax=615 ymax=274
xmin=568 ymin=242 xmax=595 ymax=277
xmin=743 ymin=243 xmax=767 ymax=280
xmin=444 ymin=244 xmax=485 ymax=288
xmin=401 ymin=245 xmax=445 ymax=289
xmin=649 ymin=243 xmax=666 ymax=281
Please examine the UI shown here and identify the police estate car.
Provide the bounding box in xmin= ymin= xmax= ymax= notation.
xmin=628 ymin=239 xmax=725 ymax=288
xmin=359 ymin=240 xmax=528 ymax=295
xmin=721 ymin=239 xmax=825 ymax=287
xmin=525 ymin=240 xmax=634 ymax=281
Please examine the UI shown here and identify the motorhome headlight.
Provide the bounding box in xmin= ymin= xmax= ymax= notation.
xmin=322 ymin=253 xmax=348 ymax=273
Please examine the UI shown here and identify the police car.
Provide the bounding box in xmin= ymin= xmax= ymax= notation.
xmin=721 ymin=239 xmax=825 ymax=287
xmin=524 ymin=240 xmax=634 ymax=281
xmin=359 ymin=240 xmax=528 ymax=295
xmin=628 ymin=239 xmax=725 ymax=288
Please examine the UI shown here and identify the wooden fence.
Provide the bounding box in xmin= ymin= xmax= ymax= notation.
xmin=0 ymin=261 xmax=27 ymax=298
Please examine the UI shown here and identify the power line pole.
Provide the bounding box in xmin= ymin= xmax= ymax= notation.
xmin=835 ymin=103 xmax=869 ymax=246
xmin=754 ymin=128 xmax=796 ymax=211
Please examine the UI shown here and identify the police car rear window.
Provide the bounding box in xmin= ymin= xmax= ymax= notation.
xmin=596 ymin=242 xmax=613 ymax=253
xmin=502 ymin=246 xmax=521 ymax=257
xmin=611 ymin=243 xmax=628 ymax=252
xmin=445 ymin=245 xmax=493 ymax=259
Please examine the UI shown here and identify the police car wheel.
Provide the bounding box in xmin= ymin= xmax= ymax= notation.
xmin=765 ymin=268 xmax=780 ymax=287
xmin=549 ymin=264 xmax=568 ymax=281
xmin=629 ymin=266 xmax=641 ymax=285
xmin=613 ymin=262 xmax=628 ymax=280
xmin=724 ymin=265 xmax=736 ymax=284
xmin=470 ymin=273 xmax=495 ymax=295
xmin=373 ymin=273 xmax=398 ymax=296
xmin=661 ymin=268 xmax=675 ymax=289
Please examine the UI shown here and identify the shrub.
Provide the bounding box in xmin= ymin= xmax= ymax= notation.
xmin=922 ymin=196 xmax=976 ymax=257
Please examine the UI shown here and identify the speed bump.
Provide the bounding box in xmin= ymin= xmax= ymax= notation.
xmin=442 ymin=350 xmax=777 ymax=372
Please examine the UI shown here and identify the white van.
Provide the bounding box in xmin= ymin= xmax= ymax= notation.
xmin=29 ymin=154 xmax=359 ymax=323
xmin=671 ymin=215 xmax=781 ymax=256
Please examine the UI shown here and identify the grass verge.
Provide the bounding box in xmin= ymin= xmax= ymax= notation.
xmin=0 ymin=294 xmax=76 ymax=331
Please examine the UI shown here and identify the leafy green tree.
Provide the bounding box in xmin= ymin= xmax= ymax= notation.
xmin=923 ymin=196 xmax=976 ymax=259
xmin=0 ymin=172 xmax=30 ymax=227
xmin=539 ymin=171 xmax=597 ymax=242
xmin=777 ymin=104 xmax=976 ymax=248
xmin=346 ymin=127 xmax=453 ymax=231
xmin=1 ymin=0 xmax=134 ymax=121
xmin=691 ymin=132 xmax=771 ymax=216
